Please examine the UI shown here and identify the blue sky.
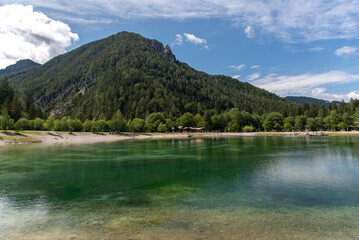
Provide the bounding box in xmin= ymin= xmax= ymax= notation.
xmin=1 ymin=1 xmax=359 ymax=101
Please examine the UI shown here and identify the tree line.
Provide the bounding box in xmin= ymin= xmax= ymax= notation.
xmin=2 ymin=73 xmax=359 ymax=133
xmin=2 ymin=108 xmax=358 ymax=133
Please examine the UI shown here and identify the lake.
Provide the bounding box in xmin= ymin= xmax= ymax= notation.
xmin=1 ymin=136 xmax=359 ymax=239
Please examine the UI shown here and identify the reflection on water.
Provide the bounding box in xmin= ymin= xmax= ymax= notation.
xmin=1 ymin=136 xmax=359 ymax=239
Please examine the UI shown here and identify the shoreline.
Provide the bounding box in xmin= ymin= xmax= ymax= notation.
xmin=1 ymin=131 xmax=359 ymax=147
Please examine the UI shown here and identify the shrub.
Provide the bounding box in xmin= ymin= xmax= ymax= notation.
xmin=157 ymin=123 xmax=167 ymax=132
xmin=242 ymin=125 xmax=254 ymax=132
xmin=14 ymin=118 xmax=29 ymax=132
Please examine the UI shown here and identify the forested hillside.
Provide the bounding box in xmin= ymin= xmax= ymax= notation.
xmin=6 ymin=32 xmax=293 ymax=121
xmin=1 ymin=32 xmax=358 ymax=133
xmin=0 ymin=59 xmax=40 ymax=80
xmin=285 ymin=96 xmax=340 ymax=107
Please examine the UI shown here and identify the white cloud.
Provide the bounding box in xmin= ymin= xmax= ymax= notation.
xmin=183 ymin=33 xmax=208 ymax=48
xmin=173 ymin=34 xmax=183 ymax=46
xmin=308 ymin=47 xmax=324 ymax=52
xmin=347 ymin=91 xmax=359 ymax=99
xmin=244 ymin=26 xmax=255 ymax=38
xmin=229 ymin=64 xmax=246 ymax=71
xmin=286 ymin=46 xmax=325 ymax=53
xmin=250 ymin=65 xmax=260 ymax=69
xmin=232 ymin=75 xmax=241 ymax=79
xmin=335 ymin=46 xmax=358 ymax=57
xmin=251 ymin=71 xmax=359 ymax=101
xmin=0 ymin=4 xmax=78 ymax=69
xmin=311 ymin=88 xmax=359 ymax=102
xmin=174 ymin=33 xmax=208 ymax=49
xmin=4 ymin=0 xmax=359 ymax=42
xmin=246 ymin=73 xmax=261 ymax=81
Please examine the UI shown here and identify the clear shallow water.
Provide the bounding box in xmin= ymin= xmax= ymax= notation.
xmin=1 ymin=136 xmax=359 ymax=239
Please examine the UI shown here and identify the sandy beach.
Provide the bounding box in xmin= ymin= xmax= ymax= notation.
xmin=0 ymin=131 xmax=358 ymax=147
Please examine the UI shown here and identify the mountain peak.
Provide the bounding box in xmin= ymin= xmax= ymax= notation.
xmin=6 ymin=32 xmax=292 ymax=120
xmin=150 ymin=39 xmax=176 ymax=63
xmin=164 ymin=45 xmax=176 ymax=63
xmin=0 ymin=59 xmax=40 ymax=79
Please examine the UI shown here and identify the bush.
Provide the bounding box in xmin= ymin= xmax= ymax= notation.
xmin=284 ymin=123 xmax=293 ymax=132
xmin=91 ymin=121 xmax=100 ymax=133
xmin=45 ymin=116 xmax=55 ymax=131
xmin=157 ymin=123 xmax=167 ymax=132
xmin=33 ymin=118 xmax=45 ymax=130
xmin=83 ymin=120 xmax=93 ymax=132
xmin=28 ymin=119 xmax=35 ymax=130
xmin=54 ymin=117 xmax=69 ymax=131
xmin=130 ymin=118 xmax=145 ymax=132
xmin=242 ymin=125 xmax=254 ymax=132
xmin=0 ymin=113 xmax=14 ymax=131
xmin=14 ymin=118 xmax=29 ymax=132
xmin=69 ymin=119 xmax=83 ymax=132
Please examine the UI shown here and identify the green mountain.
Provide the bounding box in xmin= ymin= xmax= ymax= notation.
xmin=285 ymin=96 xmax=339 ymax=107
xmin=0 ymin=59 xmax=40 ymax=79
xmin=6 ymin=32 xmax=294 ymax=121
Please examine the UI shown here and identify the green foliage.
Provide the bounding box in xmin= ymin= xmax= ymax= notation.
xmin=129 ymin=118 xmax=145 ymax=132
xmin=28 ymin=119 xmax=34 ymax=130
xmin=324 ymin=110 xmax=339 ymax=130
xmin=263 ymin=112 xmax=283 ymax=131
xmin=69 ymin=119 xmax=83 ymax=132
xmin=295 ymin=115 xmax=307 ymax=131
xmin=0 ymin=59 xmax=39 ymax=79
xmin=83 ymin=120 xmax=93 ymax=132
xmin=227 ymin=120 xmax=241 ymax=132
xmin=145 ymin=112 xmax=165 ymax=132
xmin=91 ymin=121 xmax=100 ymax=133
xmin=15 ymin=118 xmax=29 ymax=132
xmin=97 ymin=120 xmax=109 ymax=132
xmin=305 ymin=118 xmax=316 ymax=131
xmin=193 ymin=114 xmax=204 ymax=127
xmin=315 ymin=117 xmax=324 ymax=130
xmin=178 ymin=112 xmax=194 ymax=127
xmin=337 ymin=122 xmax=347 ymax=131
xmin=242 ymin=125 xmax=254 ymax=132
xmin=284 ymin=117 xmax=295 ymax=126
xmin=157 ymin=123 xmax=167 ymax=132
xmin=54 ymin=117 xmax=70 ymax=131
xmin=33 ymin=118 xmax=45 ymax=130
xmin=45 ymin=116 xmax=55 ymax=131
xmin=109 ymin=110 xmax=127 ymax=132
xmin=0 ymin=112 xmax=14 ymax=131
xmin=146 ymin=112 xmax=165 ymax=125
xmin=284 ymin=123 xmax=293 ymax=132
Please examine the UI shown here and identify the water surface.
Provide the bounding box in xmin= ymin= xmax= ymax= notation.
xmin=1 ymin=136 xmax=359 ymax=239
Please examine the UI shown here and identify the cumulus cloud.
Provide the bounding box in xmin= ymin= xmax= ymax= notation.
xmin=183 ymin=33 xmax=208 ymax=48
xmin=0 ymin=4 xmax=78 ymax=69
xmin=232 ymin=75 xmax=241 ymax=79
xmin=244 ymin=26 xmax=255 ymax=38
xmin=335 ymin=46 xmax=358 ymax=57
xmin=173 ymin=33 xmax=208 ymax=49
xmin=311 ymin=88 xmax=359 ymax=102
xmin=4 ymin=0 xmax=359 ymax=42
xmin=246 ymin=73 xmax=261 ymax=81
xmin=173 ymin=34 xmax=183 ymax=46
xmin=229 ymin=64 xmax=246 ymax=71
xmin=251 ymin=71 xmax=359 ymax=101
xmin=250 ymin=65 xmax=260 ymax=69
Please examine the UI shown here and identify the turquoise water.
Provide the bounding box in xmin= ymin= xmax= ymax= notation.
xmin=1 ymin=136 xmax=359 ymax=239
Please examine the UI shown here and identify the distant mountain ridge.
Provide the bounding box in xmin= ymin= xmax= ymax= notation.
xmin=285 ymin=96 xmax=340 ymax=107
xmin=5 ymin=32 xmax=294 ymax=120
xmin=0 ymin=59 xmax=40 ymax=79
